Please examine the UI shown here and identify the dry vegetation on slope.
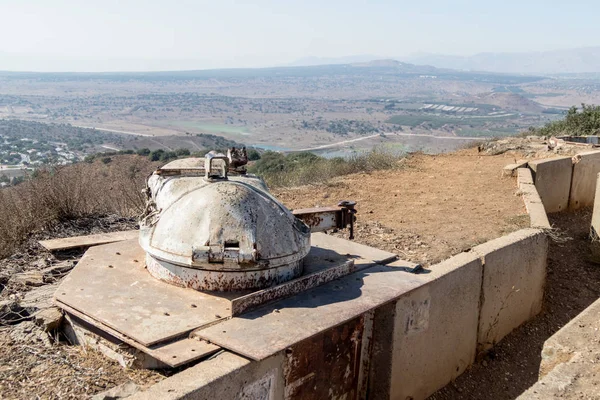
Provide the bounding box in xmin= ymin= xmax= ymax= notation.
xmin=0 ymin=156 xmax=158 ymax=259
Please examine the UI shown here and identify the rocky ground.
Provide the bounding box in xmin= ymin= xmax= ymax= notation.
xmin=0 ymin=216 xmax=165 ymax=399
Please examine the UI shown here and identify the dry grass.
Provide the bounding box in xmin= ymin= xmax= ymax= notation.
xmin=0 ymin=323 xmax=162 ymax=399
xmin=0 ymin=155 xmax=157 ymax=258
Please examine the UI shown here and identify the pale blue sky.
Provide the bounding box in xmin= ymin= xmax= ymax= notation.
xmin=0 ymin=0 xmax=598 ymax=71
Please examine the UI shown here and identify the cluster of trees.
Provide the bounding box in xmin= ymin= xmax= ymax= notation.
xmin=532 ymin=104 xmax=600 ymax=136
xmin=248 ymin=147 xmax=403 ymax=187
xmin=84 ymin=147 xmax=261 ymax=164
xmin=0 ymin=174 xmax=25 ymax=186
xmin=249 ymin=151 xmax=318 ymax=177
xmin=0 ymin=119 xmax=124 ymax=151
xmin=299 ymin=118 xmax=381 ymax=136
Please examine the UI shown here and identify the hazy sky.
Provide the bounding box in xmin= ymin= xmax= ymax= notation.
xmin=1 ymin=0 xmax=598 ymax=72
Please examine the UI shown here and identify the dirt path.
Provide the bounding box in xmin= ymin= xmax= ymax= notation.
xmin=430 ymin=208 xmax=600 ymax=399
xmin=274 ymin=148 xmax=529 ymax=265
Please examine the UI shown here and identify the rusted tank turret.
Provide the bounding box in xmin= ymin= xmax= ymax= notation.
xmin=139 ymin=150 xmax=312 ymax=291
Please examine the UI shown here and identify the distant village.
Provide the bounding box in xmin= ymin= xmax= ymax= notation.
xmin=0 ymin=134 xmax=79 ymax=187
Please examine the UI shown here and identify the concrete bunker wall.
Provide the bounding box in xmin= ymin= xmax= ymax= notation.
xmin=528 ymin=150 xmax=600 ymax=213
xmin=130 ymin=229 xmax=549 ymax=400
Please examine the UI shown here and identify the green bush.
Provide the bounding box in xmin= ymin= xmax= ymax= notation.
xmin=248 ymin=146 xmax=404 ymax=187
xmin=247 ymin=148 xmax=261 ymax=161
xmin=148 ymin=149 xmax=165 ymax=161
xmin=531 ymin=104 xmax=600 ymax=137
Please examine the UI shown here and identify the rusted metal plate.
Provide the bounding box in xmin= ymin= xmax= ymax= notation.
xmin=146 ymin=253 xmax=304 ymax=292
xmin=310 ymin=232 xmax=398 ymax=266
xmin=149 ymin=338 xmax=221 ymax=368
xmin=194 ymin=264 xmax=424 ymax=360
xmin=230 ymin=260 xmax=355 ymax=316
xmin=228 ymin=234 xmax=400 ymax=315
xmin=283 ymin=316 xmax=365 ymax=400
xmin=39 ymin=230 xmax=139 ymax=251
xmin=55 ymin=239 xmax=231 ymax=347
xmin=60 ymin=302 xmax=221 ymax=368
xmin=293 ymin=207 xmax=340 ymax=232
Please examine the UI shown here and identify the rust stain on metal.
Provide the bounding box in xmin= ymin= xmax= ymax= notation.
xmin=146 ymin=254 xmax=303 ymax=292
xmin=231 ymin=260 xmax=356 ymax=316
xmin=298 ymin=213 xmax=324 ymax=228
xmin=283 ymin=316 xmax=365 ymax=400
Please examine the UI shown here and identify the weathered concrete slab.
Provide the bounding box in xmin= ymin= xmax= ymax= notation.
xmin=529 ymin=157 xmax=573 ymax=213
xmin=519 ymin=181 xmax=551 ymax=229
xmin=569 ymin=150 xmax=600 ymax=209
xmin=388 ymin=252 xmax=483 ymax=400
xmin=518 ymin=353 xmax=600 ymax=399
xmin=194 ymin=264 xmax=425 ymax=361
xmin=590 ymin=173 xmax=600 ymax=261
xmin=592 ymin=173 xmax=600 ymax=235
xmin=310 ymin=232 xmax=398 ymax=266
xmin=503 ymin=160 xmax=528 ymax=177
xmin=473 ymin=228 xmax=548 ymax=353
xmin=128 ymin=351 xmax=285 ymax=400
xmin=518 ymin=298 xmax=600 ymax=399
xmin=517 ymin=167 xmax=534 ymax=186
xmin=39 ymin=230 xmax=139 ymax=251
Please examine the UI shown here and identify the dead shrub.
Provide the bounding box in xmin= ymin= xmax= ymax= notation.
xmin=0 ymin=155 xmax=157 ymax=258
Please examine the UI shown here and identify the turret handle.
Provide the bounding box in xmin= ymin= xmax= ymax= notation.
xmin=205 ymin=152 xmax=229 ymax=180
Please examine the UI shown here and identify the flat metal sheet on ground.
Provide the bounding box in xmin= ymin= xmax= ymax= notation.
xmin=228 ymin=234 xmax=397 ymax=316
xmin=62 ymin=302 xmax=221 ymax=368
xmin=39 ymin=230 xmax=139 ymax=251
xmin=309 ymin=233 xmax=397 ymax=267
xmin=196 ymin=264 xmax=425 ymax=360
xmin=148 ymin=338 xmax=221 ymax=368
xmin=55 ymin=239 xmax=231 ymax=346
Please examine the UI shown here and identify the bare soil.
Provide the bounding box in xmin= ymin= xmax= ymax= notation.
xmin=430 ymin=208 xmax=600 ymax=399
xmin=274 ymin=148 xmax=530 ymax=266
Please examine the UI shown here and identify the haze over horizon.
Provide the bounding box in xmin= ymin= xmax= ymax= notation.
xmin=1 ymin=0 xmax=599 ymax=73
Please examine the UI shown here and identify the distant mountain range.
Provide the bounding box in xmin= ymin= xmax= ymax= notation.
xmin=288 ymin=55 xmax=383 ymax=67
xmin=405 ymin=47 xmax=600 ymax=75
xmin=0 ymin=60 xmax=543 ymax=85
xmin=290 ymin=47 xmax=600 ymax=75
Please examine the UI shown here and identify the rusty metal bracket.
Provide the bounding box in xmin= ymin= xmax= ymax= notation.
xmin=293 ymin=200 xmax=357 ymax=239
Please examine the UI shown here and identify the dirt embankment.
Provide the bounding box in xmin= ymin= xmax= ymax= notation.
xmin=274 ymin=148 xmax=530 ymax=265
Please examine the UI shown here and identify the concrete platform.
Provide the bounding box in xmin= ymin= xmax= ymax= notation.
xmin=389 ymin=252 xmax=482 ymax=400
